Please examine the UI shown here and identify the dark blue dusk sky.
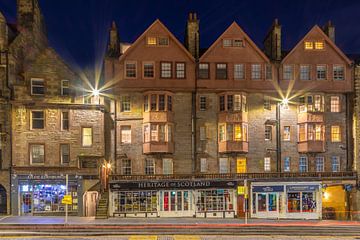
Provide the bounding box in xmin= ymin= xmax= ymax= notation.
xmin=1 ymin=0 xmax=360 ymax=69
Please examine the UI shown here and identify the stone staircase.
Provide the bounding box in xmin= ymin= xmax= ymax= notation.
xmin=95 ymin=191 xmax=109 ymax=219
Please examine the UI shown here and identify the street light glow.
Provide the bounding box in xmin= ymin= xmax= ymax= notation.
xmin=282 ymin=98 xmax=289 ymax=105
xmin=92 ymin=89 xmax=100 ymax=97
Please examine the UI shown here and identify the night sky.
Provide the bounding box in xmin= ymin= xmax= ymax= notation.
xmin=1 ymin=0 xmax=360 ymax=69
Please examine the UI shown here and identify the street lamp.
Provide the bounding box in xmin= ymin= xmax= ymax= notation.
xmin=276 ymin=98 xmax=289 ymax=172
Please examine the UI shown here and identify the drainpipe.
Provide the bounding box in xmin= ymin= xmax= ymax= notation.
xmin=276 ymin=102 xmax=281 ymax=173
xmin=192 ymin=57 xmax=198 ymax=173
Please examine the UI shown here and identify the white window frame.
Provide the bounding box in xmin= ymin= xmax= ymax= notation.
xmin=125 ymin=61 xmax=137 ymax=78
xmin=61 ymin=111 xmax=69 ymax=131
xmin=30 ymin=110 xmax=45 ymax=130
xmin=251 ymin=64 xmax=261 ymax=80
xmin=331 ymin=156 xmax=340 ymax=172
xmin=330 ymin=96 xmax=340 ymax=112
xmin=60 ymin=144 xmax=70 ymax=165
xmin=219 ymin=157 xmax=229 ymax=174
xmin=265 ymin=125 xmax=272 ymax=141
xmin=316 ymin=65 xmax=327 ymax=80
xmin=284 ymin=157 xmax=290 ymax=172
xmin=162 ymin=158 xmax=173 ymax=175
xmin=122 ymin=159 xmax=132 ymax=175
xmin=299 ymin=156 xmax=308 ymax=172
xmin=61 ymin=80 xmax=70 ymax=96
xmin=30 ymin=144 xmax=45 ymax=165
xmin=283 ymin=65 xmax=293 ymax=80
xmin=234 ymin=64 xmax=245 ymax=80
xmin=31 ymin=78 xmax=45 ymax=95
xmin=315 ymin=156 xmax=324 ymax=172
xmin=143 ymin=62 xmax=155 ymax=79
xmin=145 ymin=158 xmax=155 ymax=175
xmin=82 ymin=127 xmax=93 ymax=147
xmin=199 ymin=96 xmax=206 ymax=111
xmin=283 ymin=126 xmax=290 ymax=141
xmin=333 ymin=65 xmax=344 ymax=81
xmin=120 ymin=125 xmax=132 ymax=144
xmin=264 ymin=157 xmax=271 ymax=171
xmin=200 ymin=158 xmax=207 ymax=173
xmin=299 ymin=65 xmax=311 ymax=80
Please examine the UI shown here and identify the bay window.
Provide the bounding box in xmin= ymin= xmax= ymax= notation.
xmin=219 ymin=93 xmax=247 ymax=112
xmin=298 ymin=94 xmax=324 ymax=112
xmin=298 ymin=123 xmax=324 ymax=141
xmin=143 ymin=123 xmax=173 ymax=143
xmin=219 ymin=123 xmax=248 ymax=142
xmin=144 ymin=93 xmax=173 ymax=112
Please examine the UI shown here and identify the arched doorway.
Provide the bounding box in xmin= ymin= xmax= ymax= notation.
xmin=0 ymin=185 xmax=6 ymax=214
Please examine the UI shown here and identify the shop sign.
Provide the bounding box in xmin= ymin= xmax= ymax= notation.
xmin=61 ymin=195 xmax=72 ymax=205
xmin=110 ymin=180 xmax=237 ymax=191
xmin=252 ymin=185 xmax=284 ymax=192
xmin=286 ymin=185 xmax=319 ymax=192
xmin=237 ymin=186 xmax=245 ymax=195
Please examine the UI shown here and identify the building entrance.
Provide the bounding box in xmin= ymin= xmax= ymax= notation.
xmin=0 ymin=185 xmax=7 ymax=214
xmin=159 ymin=190 xmax=193 ymax=217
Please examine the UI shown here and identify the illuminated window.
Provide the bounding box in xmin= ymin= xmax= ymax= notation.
xmin=163 ymin=158 xmax=173 ymax=174
xmin=30 ymin=144 xmax=45 ymax=165
xmin=82 ymin=127 xmax=92 ymax=147
xmin=219 ymin=158 xmax=229 ymax=173
xmin=175 ymin=63 xmax=185 ymax=78
xmin=234 ymin=124 xmax=243 ymax=141
xmin=199 ymin=96 xmax=206 ymax=111
xmin=147 ymin=37 xmax=157 ymax=45
xmin=316 ymin=65 xmax=327 ymax=80
xmin=283 ymin=126 xmax=290 ymax=141
xmin=143 ymin=62 xmax=154 ymax=78
xmin=161 ymin=62 xmax=172 ymax=78
xmin=265 ymin=125 xmax=272 ymax=140
xmin=284 ymin=157 xmax=290 ymax=172
xmin=333 ymin=65 xmax=344 ymax=80
xmin=219 ymin=124 xmax=226 ymax=142
xmin=331 ymin=125 xmax=341 ymax=142
xmin=31 ymin=78 xmax=45 ymax=95
xmin=223 ymin=39 xmax=232 ymax=47
xmin=216 ymin=63 xmax=227 ymax=79
xmin=283 ymin=65 xmax=293 ymax=80
xmin=120 ymin=96 xmax=131 ymax=112
xmin=308 ymin=124 xmax=323 ymax=141
xmin=315 ymin=156 xmax=324 ymax=172
xmin=300 ymin=65 xmax=310 ymax=80
xmin=198 ymin=63 xmax=209 ymax=79
xmin=61 ymin=80 xmax=70 ymax=96
xmin=298 ymin=124 xmax=306 ymax=141
xmin=251 ymin=64 xmax=261 ymax=79
xmin=151 ymin=125 xmax=158 ymax=141
xmin=315 ymin=41 xmax=324 ymax=50
xmin=158 ymin=37 xmax=169 ymax=46
xmin=304 ymin=41 xmax=313 ymax=50
xmin=299 ymin=156 xmax=308 ymax=172
xmin=125 ymin=62 xmax=136 ymax=78
xmin=234 ymin=94 xmax=241 ymax=111
xmin=330 ymin=96 xmax=340 ymax=112
xmin=264 ymin=157 xmax=271 ymax=171
xmin=331 ymin=156 xmax=340 ymax=172
xmin=145 ymin=158 xmax=155 ymax=175
xmin=60 ymin=144 xmax=70 ymax=165
xmin=234 ymin=64 xmax=244 ymax=80
xmin=31 ymin=111 xmax=44 ymax=129
xmin=122 ymin=159 xmax=131 ymax=175
xmin=144 ymin=125 xmax=150 ymax=142
xmin=120 ymin=126 xmax=131 ymax=144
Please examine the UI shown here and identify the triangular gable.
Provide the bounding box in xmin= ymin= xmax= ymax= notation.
xmin=119 ymin=19 xmax=195 ymax=62
xmin=281 ymin=25 xmax=352 ymax=65
xmin=200 ymin=21 xmax=270 ymax=63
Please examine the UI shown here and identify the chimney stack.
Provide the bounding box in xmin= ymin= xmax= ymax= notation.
xmin=185 ymin=12 xmax=200 ymax=60
xmin=107 ymin=21 xmax=120 ymax=58
xmin=323 ymin=20 xmax=335 ymax=43
xmin=263 ymin=18 xmax=282 ymax=61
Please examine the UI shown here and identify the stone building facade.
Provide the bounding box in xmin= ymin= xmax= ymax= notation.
xmin=105 ymin=14 xmax=358 ymax=219
xmin=0 ymin=0 xmax=105 ymax=216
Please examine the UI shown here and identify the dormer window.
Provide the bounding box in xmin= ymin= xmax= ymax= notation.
xmin=233 ymin=39 xmax=244 ymax=47
xmin=147 ymin=37 xmax=157 ymax=45
xmin=223 ymin=39 xmax=232 ymax=47
xmin=147 ymin=37 xmax=169 ymax=46
xmin=158 ymin=37 xmax=169 ymax=46
xmin=304 ymin=41 xmax=325 ymax=50
xmin=315 ymin=41 xmax=324 ymax=50
xmin=223 ymin=39 xmax=245 ymax=47
xmin=304 ymin=41 xmax=313 ymax=50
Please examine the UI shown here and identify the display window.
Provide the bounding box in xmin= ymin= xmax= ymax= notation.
xmin=287 ymin=192 xmax=316 ymax=213
xmin=114 ymin=191 xmax=157 ymax=213
xmin=159 ymin=190 xmax=192 ymax=212
xmin=196 ymin=189 xmax=234 ymax=212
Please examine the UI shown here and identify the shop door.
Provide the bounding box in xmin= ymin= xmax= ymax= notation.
xmin=237 ymin=195 xmax=245 ymax=218
xmin=159 ymin=190 xmax=193 ymax=217
xmin=0 ymin=185 xmax=6 ymax=214
xmin=84 ymin=191 xmax=98 ymax=217
xmin=21 ymin=192 xmax=32 ymax=215
xmin=254 ymin=192 xmax=279 ymax=218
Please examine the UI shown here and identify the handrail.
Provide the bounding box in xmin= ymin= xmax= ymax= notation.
xmin=109 ymin=171 xmax=358 ymax=181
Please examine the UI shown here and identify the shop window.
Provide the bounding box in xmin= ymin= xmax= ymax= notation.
xmin=30 ymin=144 xmax=44 ymax=165
xmin=160 ymin=62 xmax=172 ymax=78
xmin=31 ymin=111 xmax=45 ymax=129
xmin=122 ymin=159 xmax=131 ymax=175
xmin=125 ymin=62 xmax=136 ymax=78
xmin=61 ymin=111 xmax=69 ymax=131
xmin=315 ymin=156 xmax=324 ymax=172
xmin=145 ymin=158 xmax=155 ymax=175
xmin=300 ymin=65 xmax=310 ymax=80
xmin=143 ymin=62 xmax=154 ymax=78
xmin=287 ymin=192 xmax=300 ymax=212
xmin=265 ymin=125 xmax=272 ymax=141
xmin=219 ymin=158 xmax=229 ymax=173
xmin=257 ymin=193 xmax=267 ymax=211
xmin=120 ymin=96 xmax=131 ymax=112
xmin=61 ymin=80 xmax=70 ymax=96
xmin=268 ymin=193 xmax=277 ymax=211
xmin=302 ymin=192 xmax=316 ymax=212
xmin=113 ymin=191 xmax=157 ymax=213
xmin=175 ymin=63 xmax=185 ymax=79
xmin=31 ymin=78 xmax=45 ymax=95
xmin=216 ymin=63 xmax=227 ymax=79
xmin=198 ymin=63 xmax=209 ymax=79
xmin=234 ymin=64 xmax=244 ymax=80
xmin=120 ymin=126 xmax=131 ymax=144
xmin=196 ymin=189 xmax=234 ymax=211
xmin=283 ymin=126 xmax=290 ymax=141
xmin=316 ymin=65 xmax=327 ymax=80
xmin=200 ymin=158 xmax=207 ymax=173
xmin=283 ymin=65 xmax=293 ymax=80
xmin=266 ymin=64 xmax=272 ymax=80
xmin=60 ymin=144 xmax=70 ymax=165
xmin=162 ymin=158 xmax=173 ymax=174
xmin=82 ymin=127 xmax=92 ymax=147
xmin=331 ymin=125 xmax=341 ymax=142
xmin=333 ymin=65 xmax=344 ymax=80
xmin=299 ymin=156 xmax=308 ymax=172
xmin=199 ymin=96 xmax=206 ymax=111
xmin=251 ymin=64 xmax=261 ymax=80
xmin=284 ymin=157 xmax=290 ymax=172
xmin=331 ymin=156 xmax=340 ymax=172
xmin=264 ymin=157 xmax=271 ymax=171
xmin=330 ymin=96 xmax=340 ymax=112
xmin=287 ymin=191 xmax=317 ymax=213
xmin=304 ymin=41 xmax=313 ymax=50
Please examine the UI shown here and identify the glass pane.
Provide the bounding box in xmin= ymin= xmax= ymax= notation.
xmin=287 ymin=192 xmax=300 ymax=212
xmin=302 ymin=192 xmax=316 ymax=212
xmin=268 ymin=193 xmax=277 ymax=211
xmin=171 ymin=191 xmax=176 ymax=211
xmin=177 ymin=191 xmax=182 ymax=211
xmin=183 ymin=191 xmax=189 ymax=211
xmin=257 ymin=193 xmax=266 ymax=212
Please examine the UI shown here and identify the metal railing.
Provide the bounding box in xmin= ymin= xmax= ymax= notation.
xmin=110 ymin=171 xmax=357 ymax=181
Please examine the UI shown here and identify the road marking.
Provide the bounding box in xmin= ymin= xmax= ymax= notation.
xmin=173 ymin=235 xmax=200 ymax=240
xmin=129 ymin=236 xmax=158 ymax=240
xmin=0 ymin=215 xmax=11 ymax=222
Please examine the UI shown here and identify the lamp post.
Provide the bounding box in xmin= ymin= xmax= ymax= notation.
xmin=276 ymin=98 xmax=289 ymax=173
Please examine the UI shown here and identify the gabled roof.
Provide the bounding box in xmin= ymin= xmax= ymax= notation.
xmin=199 ymin=21 xmax=270 ymax=63
xmin=281 ymin=25 xmax=352 ymax=65
xmin=119 ymin=19 xmax=195 ymax=62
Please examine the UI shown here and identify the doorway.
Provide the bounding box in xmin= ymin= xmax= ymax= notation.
xmin=21 ymin=192 xmax=32 ymax=215
xmin=84 ymin=191 xmax=98 ymax=217
xmin=0 ymin=185 xmax=6 ymax=214
xmin=159 ymin=190 xmax=193 ymax=217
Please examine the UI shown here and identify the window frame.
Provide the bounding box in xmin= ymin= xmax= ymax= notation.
xmin=215 ymin=63 xmax=228 ymax=80
xmin=30 ymin=110 xmax=45 ymax=130
xmin=265 ymin=125 xmax=272 ymax=141
xmin=81 ymin=127 xmax=93 ymax=147
xmin=264 ymin=157 xmax=271 ymax=172
xmin=160 ymin=61 xmax=172 ymax=79
xmin=61 ymin=80 xmax=70 ymax=96
xmin=330 ymin=96 xmax=340 ymax=112
xmin=283 ymin=65 xmax=293 ymax=80
xmin=333 ymin=64 xmax=345 ymax=81
xmin=120 ymin=125 xmax=132 ymax=144
xmin=142 ymin=61 xmax=155 ymax=79
xmin=234 ymin=63 xmax=245 ymax=80
xmin=124 ymin=61 xmax=137 ymax=79
xmin=120 ymin=96 xmax=131 ymax=112
xmin=299 ymin=65 xmax=311 ymax=81
xmin=199 ymin=96 xmax=207 ymax=111
xmin=331 ymin=125 xmax=341 ymax=142
xmin=251 ymin=64 xmax=262 ymax=80
xmin=61 ymin=111 xmax=69 ymax=131
xmin=175 ymin=62 xmax=186 ymax=79
xmin=30 ymin=78 xmax=45 ymax=96
xmin=198 ymin=63 xmax=210 ymax=79
xmin=219 ymin=157 xmax=229 ymax=174
xmin=200 ymin=158 xmax=207 ymax=173
xmin=283 ymin=126 xmax=291 ymax=141
xmin=122 ymin=159 xmax=132 ymax=175
xmin=315 ymin=156 xmax=324 ymax=172
xmin=145 ymin=158 xmax=155 ymax=175
xmin=299 ymin=156 xmax=308 ymax=172
xmin=29 ymin=143 xmax=45 ymax=165
xmin=331 ymin=156 xmax=340 ymax=172
xmin=162 ymin=158 xmax=173 ymax=175
xmin=60 ymin=143 xmax=70 ymax=165
xmin=146 ymin=36 xmax=157 ymax=45
xmin=316 ymin=64 xmax=327 ymax=80
xmin=284 ymin=157 xmax=290 ymax=172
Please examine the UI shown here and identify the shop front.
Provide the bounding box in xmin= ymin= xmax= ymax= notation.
xmin=11 ymin=175 xmax=83 ymax=216
xmin=251 ymin=182 xmax=322 ymax=219
xmin=110 ymin=179 xmax=237 ymax=218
